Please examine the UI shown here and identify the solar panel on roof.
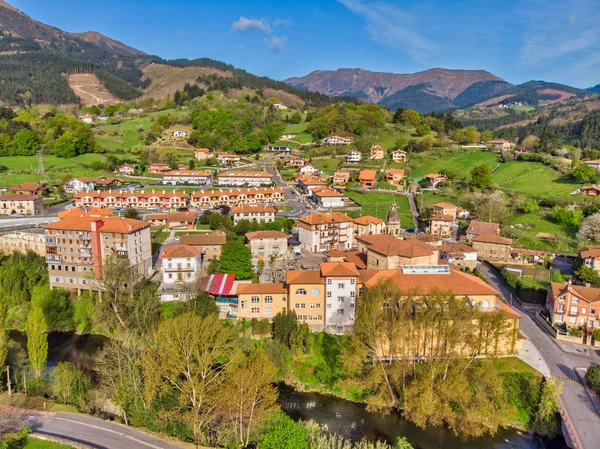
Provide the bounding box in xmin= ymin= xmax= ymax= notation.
xmin=402 ymin=265 xmax=450 ymax=274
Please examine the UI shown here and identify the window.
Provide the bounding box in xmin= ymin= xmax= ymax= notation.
xmin=251 ymin=296 xmax=259 ymax=304
xmin=265 ymin=307 xmax=272 ymax=314
xmin=582 ymin=308 xmax=587 ymax=315
xmin=251 ymin=307 xmax=260 ymax=314
xmin=327 ymin=278 xmax=332 ymax=284
xmin=337 ymin=296 xmax=344 ymax=302
xmin=338 ymin=283 xmax=345 ymax=289
xmin=570 ymin=306 xmax=578 ymax=315
xmin=573 ymin=297 xmax=579 ymax=304
xmin=318 ymin=315 xmax=323 ymax=320
xmin=359 ymin=288 xmax=365 ymax=296
xmin=350 ymin=291 xmax=355 ymax=297
xmin=310 ymin=288 xmax=320 ymax=296
xmin=310 ymin=303 xmax=316 ymax=309
xmin=327 ymin=303 xmax=331 ymax=308
xmin=337 ymin=309 xmax=344 ymax=315
xmin=265 ymin=296 xmax=273 ymax=303
xmin=350 ymin=278 xmax=355 ymax=284
xmin=296 ymin=288 xmax=306 ymax=295
xmin=241 ymin=301 xmax=247 ymax=309
xmin=350 ymin=303 xmax=355 ymax=308
xmin=315 ymin=303 xmax=321 ymax=309
xmin=326 ymin=291 xmax=332 ymax=297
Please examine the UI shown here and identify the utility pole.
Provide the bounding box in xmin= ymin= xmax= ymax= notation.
xmin=6 ymin=366 xmax=11 ymax=396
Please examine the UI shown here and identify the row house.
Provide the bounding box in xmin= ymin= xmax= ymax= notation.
xmin=237 ymin=283 xmax=288 ymax=321
xmin=215 ymin=171 xmax=273 ymax=186
xmin=145 ymin=212 xmax=197 ymax=230
xmin=74 ymin=190 xmax=188 ymax=210
xmin=44 ymin=215 xmax=152 ymax=292
xmin=189 ymin=187 xmax=285 ymax=208
xmin=231 ymin=204 xmax=277 ymax=225
xmin=162 ymin=170 xmax=213 ymax=185
xmin=298 ymin=212 xmax=354 ymax=252
xmin=0 ymin=194 xmax=43 ymax=216
xmin=311 ymin=187 xmax=346 ymax=209
xmin=547 ymin=283 xmax=600 ymax=328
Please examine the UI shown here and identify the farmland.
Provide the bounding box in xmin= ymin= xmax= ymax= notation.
xmin=344 ymin=191 xmax=414 ymax=229
xmin=408 ymin=148 xmax=499 ymax=180
xmin=492 ymin=161 xmax=577 ymax=196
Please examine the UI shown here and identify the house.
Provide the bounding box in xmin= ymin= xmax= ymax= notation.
xmin=298 ymin=212 xmax=354 ymax=252
xmin=358 ymin=234 xmax=440 ymax=269
xmin=466 ymin=221 xmax=501 ymax=239
xmin=580 ymin=185 xmax=600 ymax=196
xmin=231 ymin=204 xmax=277 ymax=225
xmin=488 ymin=139 xmax=516 ymax=152
xmin=353 ymin=216 xmax=386 ymax=237
xmin=346 ymin=150 xmax=363 ymax=163
xmin=583 ymin=160 xmax=600 ymax=170
xmin=246 ymin=230 xmax=288 ymax=266
xmin=194 ymin=148 xmax=210 ymax=161
xmin=267 ymin=145 xmax=292 ymax=152
xmin=432 ymin=202 xmax=469 ymax=220
xmin=297 ymin=177 xmax=326 ymax=194
xmin=118 ymin=164 xmax=137 ymax=176
xmin=391 ymin=149 xmax=407 ymax=162
xmin=471 ymin=235 xmax=513 ymax=262
xmin=215 ymin=171 xmax=273 ymax=186
xmin=148 ymin=163 xmax=173 ymax=174
xmin=236 ymin=283 xmax=288 ymax=320
xmin=74 ymin=189 xmax=188 ymax=210
xmin=93 ymin=177 xmax=122 ymax=190
xmin=358 ymin=170 xmax=377 ymax=187
xmin=173 ymin=130 xmax=188 ymax=138
xmin=385 ymin=169 xmax=405 ymax=186
xmin=311 ymin=187 xmax=346 ymax=209
xmin=333 ymin=171 xmax=351 ymax=185
xmin=370 ymin=145 xmax=385 ymax=160
xmin=0 ymin=194 xmax=43 ymax=216
xmin=428 ymin=215 xmax=454 ymax=239
xmin=320 ymin=262 xmax=360 ymax=333
xmin=298 ymin=165 xmax=320 ymax=176
xmin=9 ymin=182 xmax=45 ymax=196
xmin=163 ymin=170 xmax=212 ymax=185
xmin=196 ymin=273 xmax=245 ymax=316
xmin=440 ymin=243 xmax=478 ymax=270
xmin=272 ymin=103 xmax=288 ymax=110
xmin=64 ymin=177 xmax=95 ymax=193
xmin=97 ymin=115 xmax=109 ymax=121
xmin=180 ymin=231 xmax=226 ymax=261
xmin=0 ymin=229 xmax=46 ymax=256
xmin=581 ymin=246 xmax=600 ymax=272
xmin=286 ymin=269 xmax=326 ymax=331
xmin=190 ymin=187 xmax=284 ymax=208
xmin=213 ymin=152 xmax=241 ymax=166
xmin=44 ymin=216 xmax=152 ymax=292
xmin=546 ymin=283 xmax=600 ymax=328
xmin=322 ymin=136 xmax=353 ymax=146
xmin=424 ymin=173 xmax=447 ymax=188
xmin=326 ymin=250 xmax=368 ymax=270
xmin=283 ymin=157 xmax=306 ymax=168
xmin=80 ymin=114 xmax=93 ymax=124
xmin=160 ymin=245 xmax=202 ymax=284
xmin=145 ymin=212 xmax=197 ymax=230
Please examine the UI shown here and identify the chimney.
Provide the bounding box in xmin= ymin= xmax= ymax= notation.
xmin=129 ymin=224 xmax=133 ymax=231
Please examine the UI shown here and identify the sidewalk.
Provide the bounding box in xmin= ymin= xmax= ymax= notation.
xmin=518 ymin=339 xmax=552 ymax=378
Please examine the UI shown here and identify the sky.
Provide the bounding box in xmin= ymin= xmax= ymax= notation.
xmin=10 ymin=0 xmax=600 ymax=88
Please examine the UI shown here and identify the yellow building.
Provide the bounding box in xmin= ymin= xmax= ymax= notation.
xmin=236 ymin=283 xmax=288 ymax=320
xmin=286 ymin=269 xmax=326 ymax=331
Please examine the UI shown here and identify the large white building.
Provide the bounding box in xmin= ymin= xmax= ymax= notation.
xmin=160 ymin=245 xmax=202 ymax=284
xmin=230 ymin=204 xmax=277 ymax=225
xmin=64 ymin=177 xmax=95 ymax=193
xmin=215 ymin=171 xmax=273 ymax=186
xmin=311 ymin=187 xmax=346 ymax=209
xmin=321 ymin=262 xmax=359 ymax=334
xmin=323 ymin=136 xmax=353 ymax=146
xmin=298 ymin=212 xmax=354 ymax=252
xmin=162 ymin=170 xmax=212 ymax=185
xmin=345 ymin=150 xmax=363 ymax=163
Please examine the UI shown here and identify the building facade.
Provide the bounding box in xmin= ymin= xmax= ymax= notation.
xmin=547 ymin=283 xmax=600 ymax=327
xmin=190 ymin=187 xmax=284 ymax=209
xmin=160 ymin=245 xmax=202 ymax=284
xmin=215 ymin=171 xmax=273 ymax=186
xmin=353 ymin=216 xmax=386 ymax=238
xmin=74 ymin=190 xmax=188 ymax=210
xmin=0 ymin=230 xmax=46 ymax=256
xmin=311 ymin=187 xmax=346 ymax=208
xmin=246 ymin=230 xmax=288 ymax=266
xmin=180 ymin=231 xmax=226 ymax=261
xmin=0 ymin=195 xmax=43 ymax=216
xmin=145 ymin=212 xmax=197 ymax=229
xmin=231 ymin=204 xmax=276 ymax=224
xmin=298 ymin=212 xmax=354 ymax=252
xmin=162 ymin=170 xmax=212 ymax=185
xmin=471 ymin=235 xmax=513 ymax=262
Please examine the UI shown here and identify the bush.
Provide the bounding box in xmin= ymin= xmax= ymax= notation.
xmin=259 ymin=412 xmax=309 ymax=449
xmin=520 ymin=199 xmax=539 ymax=213
xmin=568 ymin=326 xmax=583 ymax=337
xmin=586 ymin=365 xmax=600 ymax=395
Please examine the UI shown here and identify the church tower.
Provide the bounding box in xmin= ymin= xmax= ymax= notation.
xmin=386 ymin=198 xmax=401 ymax=237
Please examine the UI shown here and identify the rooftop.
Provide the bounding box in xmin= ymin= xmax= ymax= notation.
xmin=217 ymin=171 xmax=272 ymax=178
xmin=230 ymin=204 xmax=277 ymax=213
xmin=467 ymin=221 xmax=500 ymax=236
xmin=429 ymin=214 xmax=454 ymax=222
xmin=245 ymin=230 xmax=288 ymax=240
xmin=320 ymin=261 xmax=360 ymax=277
xmin=160 ymin=245 xmax=203 ymax=259
xmin=0 ymin=194 xmax=40 ymax=201
xmin=472 ymin=234 xmax=513 ymax=245
xmin=353 ymin=215 xmax=384 ymax=226
xmin=433 ymin=202 xmax=458 ymax=209
xmin=180 ymin=231 xmax=226 ymax=246
xmin=286 ymin=269 xmax=325 ymax=285
xmin=368 ymin=238 xmax=437 ymax=258
xmin=44 ymin=216 xmax=149 ymax=233
xmin=299 ymin=212 xmax=353 ymax=226
xmin=357 ymin=233 xmax=399 ymax=246
xmin=237 ymin=283 xmax=287 ymax=294
xmin=311 ymin=187 xmax=344 ymax=197
xmin=359 ymin=170 xmax=377 ymax=181
xmin=145 ymin=212 xmax=197 ymax=222
xmin=550 ymin=283 xmax=600 ymax=303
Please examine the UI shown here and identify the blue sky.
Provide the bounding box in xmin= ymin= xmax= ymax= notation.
xmin=11 ymin=0 xmax=600 ymax=87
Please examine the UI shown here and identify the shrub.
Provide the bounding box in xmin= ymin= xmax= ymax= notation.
xmin=568 ymin=326 xmax=583 ymax=337
xmin=259 ymin=412 xmax=309 ymax=449
xmin=586 ymin=365 xmax=600 ymax=395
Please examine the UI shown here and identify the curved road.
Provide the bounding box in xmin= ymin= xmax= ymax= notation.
xmin=1 ymin=408 xmax=187 ymax=449
xmin=477 ymin=262 xmax=600 ymax=449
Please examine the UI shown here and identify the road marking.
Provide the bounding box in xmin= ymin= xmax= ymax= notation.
xmin=555 ymin=375 xmax=579 ymax=383
xmin=52 ymin=417 xmax=182 ymax=449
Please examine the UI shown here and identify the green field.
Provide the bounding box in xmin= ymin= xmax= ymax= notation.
xmin=505 ymin=210 xmax=577 ymax=252
xmin=312 ymin=158 xmax=344 ymax=176
xmin=344 ymin=191 xmax=414 ymax=229
xmin=409 ymin=149 xmax=499 ymax=180
xmin=290 ymin=133 xmax=314 ymax=144
xmin=284 ymin=122 xmax=308 ymax=133
xmin=492 ymin=161 xmax=578 ymax=196
xmin=7 ymin=438 xmax=75 ymax=449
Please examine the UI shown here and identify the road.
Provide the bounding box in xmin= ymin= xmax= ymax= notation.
xmin=262 ymin=161 xmax=311 ymax=218
xmin=1 ymin=408 xmax=186 ymax=449
xmin=477 ymin=262 xmax=600 ymax=449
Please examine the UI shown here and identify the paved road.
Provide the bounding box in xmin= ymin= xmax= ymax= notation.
xmin=263 ymin=161 xmax=311 ymax=218
xmin=2 ymin=409 xmax=185 ymax=449
xmin=477 ymin=262 xmax=600 ymax=449
xmin=0 ymin=217 xmax=60 ymax=230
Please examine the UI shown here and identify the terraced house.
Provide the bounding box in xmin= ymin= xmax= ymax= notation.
xmin=44 ymin=214 xmax=152 ymax=292
xmin=215 ymin=170 xmax=273 ymax=186
xmin=74 ymin=189 xmax=188 ymax=210
xmin=162 ymin=169 xmax=212 ymax=185
xmin=189 ymin=187 xmax=284 ymax=208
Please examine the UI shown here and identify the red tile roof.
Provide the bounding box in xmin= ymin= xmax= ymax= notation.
xmin=311 ymin=187 xmax=344 ymax=197
xmin=245 ymin=230 xmax=288 ymax=240
xmin=230 ymin=204 xmax=277 ymax=214
xmin=299 ymin=212 xmax=353 ymax=226
xmin=353 ymin=215 xmax=384 ymax=226
xmin=320 ymin=261 xmax=360 ymax=277
xmin=429 ymin=214 xmax=454 ymax=222
xmin=368 ymin=239 xmax=437 ymax=258
xmin=58 ymin=208 xmax=112 ymax=219
xmin=433 ymin=202 xmax=458 ymax=209
xmin=357 ymin=234 xmax=398 ymax=246
xmin=467 ymin=221 xmax=500 ymax=236
xmin=472 ymin=234 xmax=513 ymax=245
xmin=237 ymin=283 xmax=287 ymax=294
xmin=359 ymin=170 xmax=377 ymax=181
xmin=216 ymin=171 xmax=272 ymax=178
xmin=549 ymin=283 xmax=600 ymax=303
xmin=160 ymin=245 xmax=203 ymax=259
xmin=286 ymin=269 xmax=325 ymax=285
xmin=180 ymin=231 xmax=226 ymax=246
xmin=44 ymin=216 xmax=149 ymax=233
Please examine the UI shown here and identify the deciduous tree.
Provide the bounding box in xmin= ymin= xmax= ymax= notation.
xmin=26 ymin=305 xmax=47 ymax=378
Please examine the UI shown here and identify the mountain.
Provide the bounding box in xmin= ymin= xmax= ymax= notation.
xmin=285 ymin=68 xmax=512 ymax=112
xmin=588 ymin=84 xmax=600 ymax=93
xmin=72 ymin=31 xmax=145 ymax=57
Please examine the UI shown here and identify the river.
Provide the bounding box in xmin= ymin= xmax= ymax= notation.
xmin=7 ymin=331 xmax=567 ymax=449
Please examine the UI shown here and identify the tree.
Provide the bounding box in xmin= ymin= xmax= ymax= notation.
xmin=53 ymin=131 xmax=78 ymax=158
xmin=219 ymin=349 xmax=278 ymax=446
xmin=290 ymin=111 xmax=302 ymax=124
xmin=480 ymin=130 xmax=493 ymax=142
xmin=535 ymin=379 xmax=562 ymax=437
xmin=575 ymin=265 xmax=599 ymax=286
xmin=578 ymin=213 xmax=600 ymax=242
xmin=50 ymin=362 xmax=91 ymax=409
xmin=400 ymin=110 xmax=421 ymax=127
xmin=187 ymin=291 xmax=219 ymax=318
xmin=355 ymin=133 xmax=376 ymax=153
xmin=469 ymin=164 xmax=493 ymax=190
xmin=26 ymin=305 xmax=48 ymax=377
xmin=573 ymin=164 xmax=596 ymax=183
xmin=14 ymin=128 xmax=38 ymax=156
xmin=218 ymin=240 xmax=253 ymax=280
xmin=189 ymin=159 xmax=196 ymax=169
xmin=549 ymin=206 xmax=583 ymax=227
xmin=290 ymin=322 xmax=310 ymax=353
xmin=414 ymin=124 xmax=431 ymax=137
xmin=307 ymin=118 xmax=330 ymax=141
xmin=0 ymin=306 xmax=7 ymax=374
xmin=124 ymin=208 xmax=139 ymax=219
xmin=272 ymin=310 xmax=297 ymax=347
xmin=521 ymin=134 xmax=540 ymax=149
xmin=259 ymin=412 xmax=309 ymax=449
xmin=520 ymin=199 xmax=539 ymax=213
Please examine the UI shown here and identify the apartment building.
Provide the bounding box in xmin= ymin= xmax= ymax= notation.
xmin=246 ymin=230 xmax=288 ymax=266
xmin=160 ymin=245 xmax=202 ymax=284
xmin=180 ymin=231 xmax=226 ymax=261
xmin=581 ymin=246 xmax=600 ymax=272
xmin=74 ymin=189 xmax=188 ymax=210
xmin=547 ymin=283 xmax=600 ymax=327
xmin=215 ymin=171 xmax=273 ymax=186
xmin=0 ymin=194 xmax=43 ymax=216
xmin=298 ymin=212 xmax=354 ymax=252
xmin=231 ymin=204 xmax=277 ymax=225
xmin=287 ymin=269 xmax=326 ymax=331
xmin=44 ymin=215 xmax=152 ymax=292
xmin=311 ymin=187 xmax=346 ymax=208
xmin=428 ymin=215 xmax=454 ymax=239
xmin=353 ymin=216 xmax=386 ymax=238
xmin=321 ymin=262 xmax=360 ymax=333
xmin=189 ymin=187 xmax=284 ymax=208
xmin=237 ymin=283 xmax=288 ymax=320
xmin=0 ymin=229 xmax=46 ymax=256
xmin=162 ymin=170 xmax=212 ymax=185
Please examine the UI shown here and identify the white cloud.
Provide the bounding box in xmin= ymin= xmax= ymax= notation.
xmin=336 ymin=0 xmax=436 ymax=63
xmin=231 ymin=16 xmax=271 ymax=34
xmin=273 ymin=18 xmax=293 ymax=27
xmin=264 ymin=35 xmax=287 ymax=52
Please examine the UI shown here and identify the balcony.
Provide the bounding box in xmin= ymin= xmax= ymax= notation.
xmin=45 ymin=237 xmax=56 ymax=245
xmin=45 ymin=254 xmax=62 ymax=263
xmin=113 ymin=243 xmax=127 ymax=252
xmin=163 ymin=266 xmax=195 ymax=272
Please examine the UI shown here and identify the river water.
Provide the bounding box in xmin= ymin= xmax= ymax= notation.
xmin=7 ymin=331 xmax=567 ymax=449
